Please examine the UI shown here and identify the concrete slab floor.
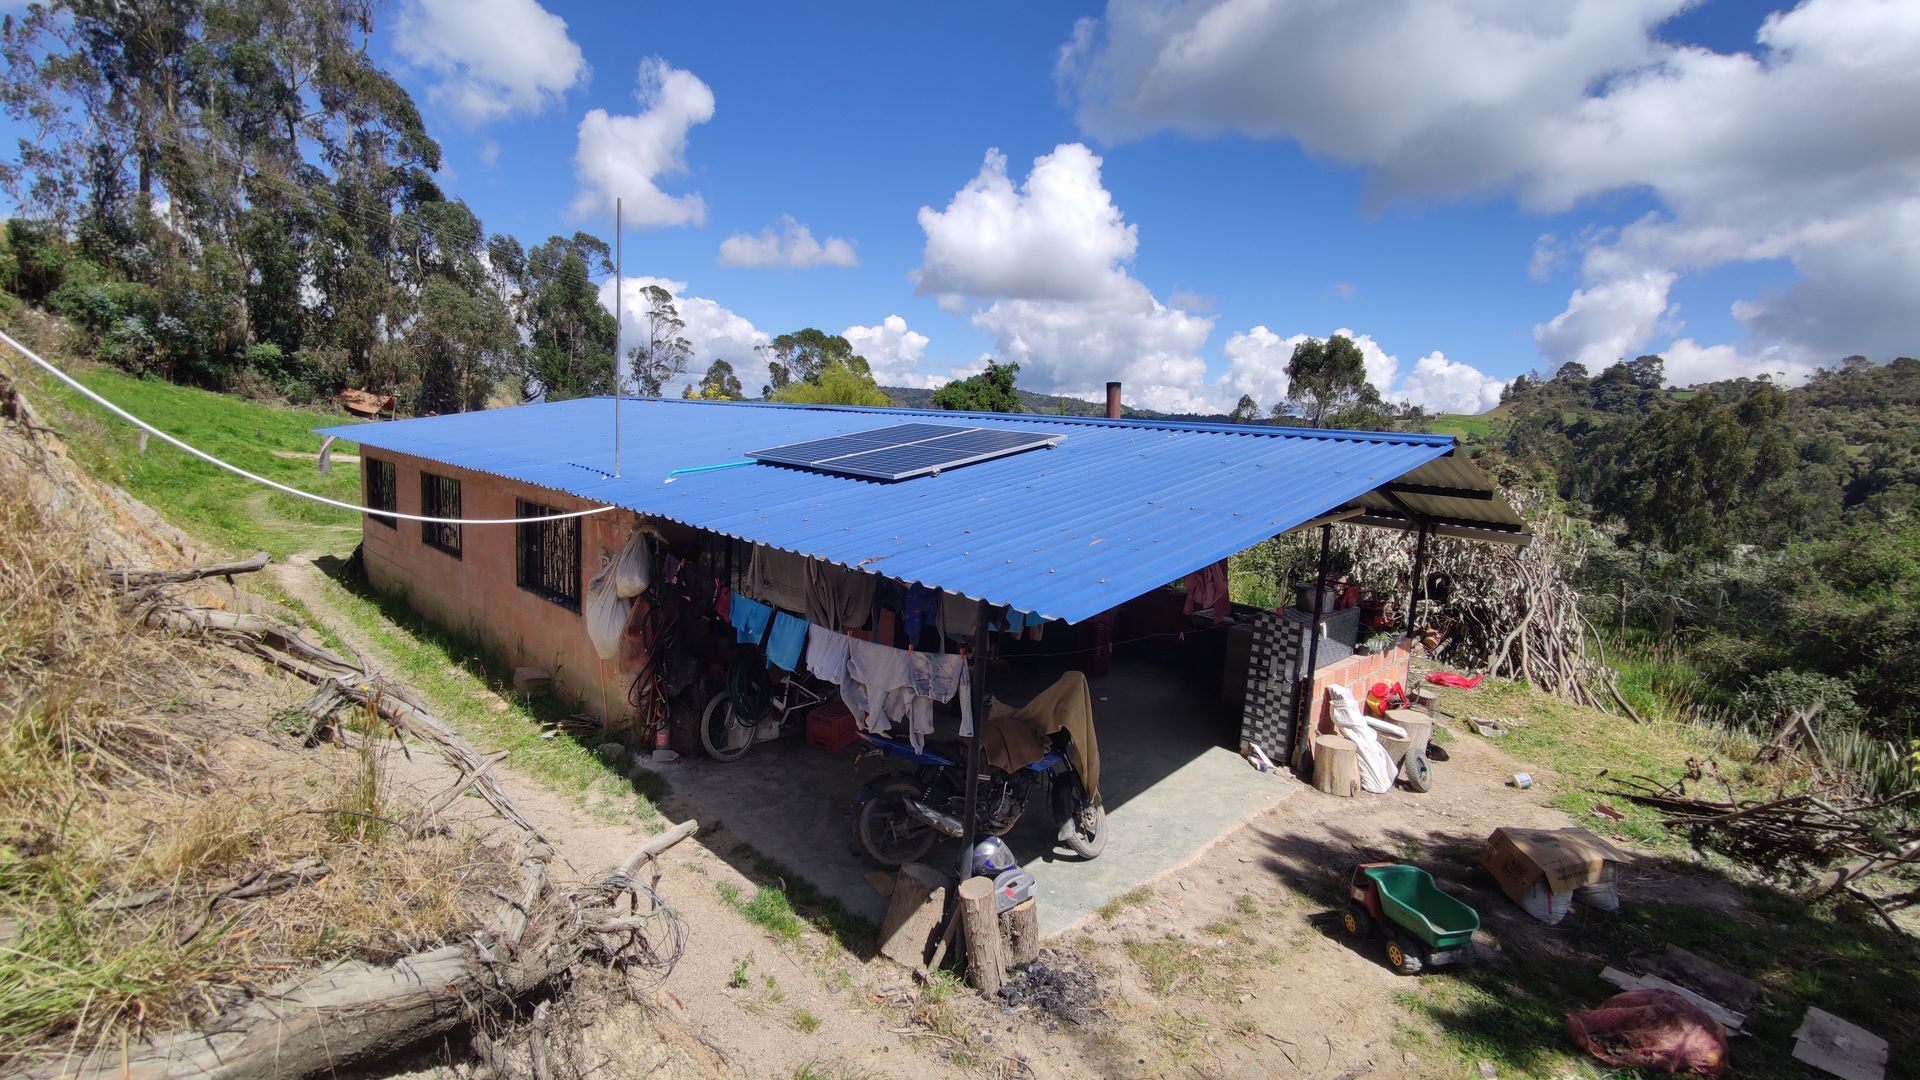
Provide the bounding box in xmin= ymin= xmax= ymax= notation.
xmin=642 ymin=652 xmax=1293 ymax=943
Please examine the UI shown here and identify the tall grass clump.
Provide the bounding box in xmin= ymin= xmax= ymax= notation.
xmin=0 ymin=468 xmax=202 ymax=1045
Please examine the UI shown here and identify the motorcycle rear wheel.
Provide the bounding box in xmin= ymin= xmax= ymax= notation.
xmin=855 ymin=778 xmax=938 ymax=869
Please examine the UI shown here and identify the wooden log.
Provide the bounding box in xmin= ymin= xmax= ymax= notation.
xmin=615 ymin=819 xmax=699 ymax=879
xmin=1312 ymin=734 xmax=1360 ymax=797
xmin=957 ymin=875 xmax=1006 ymax=996
xmin=26 ymin=847 xmax=574 ymax=1080
xmin=106 ymin=550 xmax=269 ymax=590
xmin=999 ymin=897 xmax=1040 ymax=970
xmin=877 ymin=862 xmax=949 ymax=970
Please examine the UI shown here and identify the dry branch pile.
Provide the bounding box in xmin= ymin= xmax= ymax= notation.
xmin=23 ymin=558 xmax=698 ymax=1078
xmin=1611 ymin=771 xmax=1920 ymax=931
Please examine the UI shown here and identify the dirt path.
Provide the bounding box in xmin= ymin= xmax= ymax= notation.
xmin=275 ymin=554 xmax=1013 ymax=1079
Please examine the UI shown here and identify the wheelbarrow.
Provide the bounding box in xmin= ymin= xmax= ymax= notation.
xmin=1343 ymin=862 xmax=1479 ymax=974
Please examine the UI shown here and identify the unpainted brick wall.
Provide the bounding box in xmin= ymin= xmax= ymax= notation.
xmin=356 ymin=449 xmax=636 ymax=727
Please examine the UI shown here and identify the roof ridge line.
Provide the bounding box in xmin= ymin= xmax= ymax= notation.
xmin=597 ymin=396 xmax=1454 ymax=446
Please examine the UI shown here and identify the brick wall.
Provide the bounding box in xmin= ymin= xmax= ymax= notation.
xmin=357 ymin=449 xmax=637 ymax=728
xmin=1302 ymin=641 xmax=1413 ymax=740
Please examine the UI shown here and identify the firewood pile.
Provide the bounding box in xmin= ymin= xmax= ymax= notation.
xmin=1611 ymin=769 xmax=1920 ymax=932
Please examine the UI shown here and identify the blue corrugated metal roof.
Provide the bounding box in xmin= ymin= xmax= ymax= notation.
xmin=319 ymin=398 xmax=1462 ymax=624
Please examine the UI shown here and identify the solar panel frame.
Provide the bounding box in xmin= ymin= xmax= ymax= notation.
xmin=749 ymin=422 xmax=1063 ymax=481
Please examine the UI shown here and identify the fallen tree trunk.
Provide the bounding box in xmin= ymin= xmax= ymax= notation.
xmin=30 ymin=827 xmax=698 ymax=1079
xmin=106 ymin=550 xmax=270 ymax=590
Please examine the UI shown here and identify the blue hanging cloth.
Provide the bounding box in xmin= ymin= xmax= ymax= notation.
xmin=730 ymin=595 xmax=773 ymax=647
xmin=765 ymin=611 xmax=808 ymax=672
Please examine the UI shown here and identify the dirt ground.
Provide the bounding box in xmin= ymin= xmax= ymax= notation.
xmin=274 ymin=548 xmax=1778 ymax=1080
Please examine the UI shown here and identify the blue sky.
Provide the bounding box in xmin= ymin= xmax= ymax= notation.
xmin=11 ymin=0 xmax=1918 ymax=412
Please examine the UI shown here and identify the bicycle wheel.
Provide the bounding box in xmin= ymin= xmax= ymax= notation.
xmin=700 ymin=687 xmax=757 ymax=762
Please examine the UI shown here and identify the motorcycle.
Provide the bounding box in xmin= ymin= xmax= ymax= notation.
xmin=852 ymin=727 xmax=1106 ymax=869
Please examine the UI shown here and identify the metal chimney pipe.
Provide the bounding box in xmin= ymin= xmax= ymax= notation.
xmin=1105 ymin=381 xmax=1122 ymax=419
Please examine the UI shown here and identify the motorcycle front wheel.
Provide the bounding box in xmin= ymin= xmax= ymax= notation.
xmin=855 ymin=778 xmax=938 ymax=869
xmin=1060 ymin=802 xmax=1108 ymax=859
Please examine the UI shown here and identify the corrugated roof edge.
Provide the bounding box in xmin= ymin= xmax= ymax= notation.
xmin=605 ymin=395 xmax=1459 ymax=447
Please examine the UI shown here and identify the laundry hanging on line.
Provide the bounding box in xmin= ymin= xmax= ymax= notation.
xmin=836 ymin=632 xmax=973 ymax=753
xmin=729 ymin=595 xmax=774 ymax=648
xmin=766 ymin=611 xmax=808 ymax=672
xmin=747 ymin=545 xmax=811 ymax=615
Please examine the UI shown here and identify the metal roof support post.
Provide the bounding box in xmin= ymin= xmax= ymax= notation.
xmin=1291 ymin=523 xmax=1333 ymax=773
xmin=1406 ymin=521 xmax=1431 ymax=634
xmin=959 ymin=601 xmax=989 ymax=884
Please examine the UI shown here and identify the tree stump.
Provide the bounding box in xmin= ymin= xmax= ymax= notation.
xmin=877 ymin=862 xmax=948 ymax=970
xmin=957 ymin=875 xmax=1006 ymax=995
xmin=1312 ymin=734 xmax=1360 ymax=797
xmin=999 ymin=897 xmax=1040 ymax=969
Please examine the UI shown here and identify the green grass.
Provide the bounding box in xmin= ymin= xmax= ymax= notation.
xmin=1427 ymin=676 xmax=1742 ymax=850
xmin=18 ymin=361 xmax=367 ymax=558
xmin=1395 ymin=889 xmax=1920 ymax=1079
xmin=1098 ymin=885 xmax=1154 ymax=920
xmin=312 ymin=565 xmax=664 ymax=827
xmin=1427 ymin=412 xmax=1498 ymax=441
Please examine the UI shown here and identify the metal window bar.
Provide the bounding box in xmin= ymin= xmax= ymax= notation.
xmin=364 ymin=458 xmax=396 ymax=529
xmin=420 ymin=473 xmax=462 ymax=556
xmin=517 ymin=498 xmax=581 ymax=610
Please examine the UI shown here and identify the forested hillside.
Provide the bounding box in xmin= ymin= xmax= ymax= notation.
xmin=1480 ymin=355 xmax=1919 ymax=740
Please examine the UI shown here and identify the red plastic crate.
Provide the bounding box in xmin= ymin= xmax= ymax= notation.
xmin=806 ymin=700 xmax=859 ymax=753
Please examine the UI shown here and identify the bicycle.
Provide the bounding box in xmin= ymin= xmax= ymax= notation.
xmin=699 ymin=649 xmax=832 ymax=762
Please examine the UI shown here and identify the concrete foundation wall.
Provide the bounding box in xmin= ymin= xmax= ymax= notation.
xmin=357 ymin=449 xmax=636 ymax=725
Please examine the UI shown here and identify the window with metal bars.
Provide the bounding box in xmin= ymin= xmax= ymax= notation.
xmin=364 ymin=458 xmax=396 ymax=528
xmin=516 ymin=499 xmax=580 ymax=610
xmin=420 ymin=473 xmax=461 ymax=557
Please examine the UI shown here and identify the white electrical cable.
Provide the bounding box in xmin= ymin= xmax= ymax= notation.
xmin=0 ymin=329 xmax=619 ymax=526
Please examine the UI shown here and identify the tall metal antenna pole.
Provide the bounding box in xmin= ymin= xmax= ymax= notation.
xmin=613 ymin=196 xmax=622 ymax=477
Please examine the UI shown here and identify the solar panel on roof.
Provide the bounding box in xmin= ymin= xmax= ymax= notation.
xmin=749 ymin=422 xmax=1063 ymax=481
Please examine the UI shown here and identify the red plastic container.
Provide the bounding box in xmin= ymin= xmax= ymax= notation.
xmin=806 ymin=700 xmax=859 ymax=753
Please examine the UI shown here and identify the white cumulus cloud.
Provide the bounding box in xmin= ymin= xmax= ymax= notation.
xmin=600 ymin=276 xmax=770 ymax=396
xmin=914 ymin=143 xmax=1216 ymax=413
xmin=719 ymin=216 xmax=859 ymax=269
xmin=570 ymin=59 xmax=714 ymax=226
xmin=1398 ymin=352 xmax=1508 ymax=414
xmin=1217 ymin=326 xmax=1504 ymax=416
xmin=1532 ymin=270 xmax=1677 ymax=370
xmin=914 ymin=144 xmax=1140 ymax=304
xmin=395 ymin=0 xmax=587 ymax=125
xmin=1060 ymin=0 xmax=1920 ymax=383
xmin=842 ymin=315 xmax=946 ymax=388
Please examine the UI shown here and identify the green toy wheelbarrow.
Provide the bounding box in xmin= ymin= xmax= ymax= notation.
xmin=1343 ymin=862 xmax=1480 ymax=974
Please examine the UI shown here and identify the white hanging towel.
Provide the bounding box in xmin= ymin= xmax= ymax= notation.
xmin=1326 ymin=684 xmax=1406 ymax=794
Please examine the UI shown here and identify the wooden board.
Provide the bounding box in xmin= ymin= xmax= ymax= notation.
xmin=1626 ymin=944 xmax=1764 ymax=1015
xmin=1598 ymin=968 xmax=1746 ymax=1032
xmin=1794 ymin=1007 xmax=1888 ymax=1080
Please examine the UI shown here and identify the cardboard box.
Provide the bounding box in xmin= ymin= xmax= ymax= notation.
xmin=1479 ymin=827 xmax=1625 ymax=905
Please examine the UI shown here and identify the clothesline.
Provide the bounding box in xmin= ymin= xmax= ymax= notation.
xmin=0 ymin=330 xmax=617 ymax=526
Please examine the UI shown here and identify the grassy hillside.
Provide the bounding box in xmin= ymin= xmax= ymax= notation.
xmin=18 ymin=358 xmax=364 ymax=558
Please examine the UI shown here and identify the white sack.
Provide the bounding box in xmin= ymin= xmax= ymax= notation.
xmin=613 ymin=531 xmax=650 ymax=599
xmin=585 ymin=559 xmax=630 ymax=661
xmin=1328 ymin=684 xmax=1398 ymax=794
